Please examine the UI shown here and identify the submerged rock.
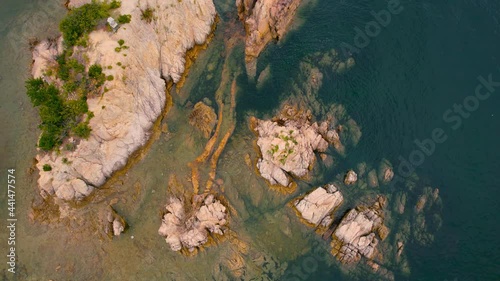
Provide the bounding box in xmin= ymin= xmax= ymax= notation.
xmin=378 ymin=159 xmax=394 ymax=184
xmin=189 ymin=101 xmax=217 ymax=138
xmin=237 ymin=0 xmax=303 ymax=61
xmin=34 ymin=0 xmax=217 ymax=201
xmin=330 ymin=198 xmax=387 ymax=264
xmin=158 ymin=194 xmax=228 ymax=252
xmin=367 ymin=170 xmax=379 ymax=188
xmin=293 ymin=184 xmax=343 ymax=227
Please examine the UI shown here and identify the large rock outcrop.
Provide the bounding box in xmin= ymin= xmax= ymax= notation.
xmin=293 ymin=184 xmax=343 ymax=227
xmin=236 ymin=0 xmax=302 ymax=61
xmin=253 ymin=106 xmax=341 ymax=188
xmin=330 ymin=198 xmax=388 ymax=264
xmin=33 ymin=0 xmax=217 ymax=200
xmin=158 ymin=194 xmax=228 ymax=252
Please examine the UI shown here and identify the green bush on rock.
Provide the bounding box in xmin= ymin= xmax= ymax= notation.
xmin=117 ymin=14 xmax=131 ymax=24
xmin=42 ymin=164 xmax=52 ymax=171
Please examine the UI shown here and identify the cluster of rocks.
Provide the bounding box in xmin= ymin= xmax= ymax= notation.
xmin=293 ymin=184 xmax=343 ymax=227
xmin=290 ymin=179 xmax=389 ymax=265
xmin=253 ymin=106 xmax=342 ymax=188
xmin=33 ymin=0 xmax=217 ymax=201
xmin=158 ymin=194 xmax=228 ymax=252
xmin=100 ymin=206 xmax=126 ymax=237
xmin=330 ymin=198 xmax=388 ymax=264
xmin=344 ymin=160 xmax=395 ymax=189
xmin=236 ymin=0 xmax=303 ymax=61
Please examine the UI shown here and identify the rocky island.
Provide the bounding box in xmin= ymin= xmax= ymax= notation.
xmin=252 ymin=104 xmax=343 ymax=191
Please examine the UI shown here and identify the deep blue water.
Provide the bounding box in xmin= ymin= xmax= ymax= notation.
xmin=240 ymin=0 xmax=500 ymax=280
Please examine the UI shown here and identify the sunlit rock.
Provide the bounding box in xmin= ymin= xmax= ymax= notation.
xmin=330 ymin=197 xmax=387 ymax=264
xmin=158 ymin=194 xmax=228 ymax=252
xmin=293 ymin=184 xmax=343 ymax=226
xmin=344 ymin=170 xmax=358 ymax=185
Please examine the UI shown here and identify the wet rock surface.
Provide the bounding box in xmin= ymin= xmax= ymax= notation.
xmin=189 ymin=101 xmax=217 ymax=138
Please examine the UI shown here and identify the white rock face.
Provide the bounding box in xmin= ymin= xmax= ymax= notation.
xmin=294 ymin=184 xmax=343 ymax=226
xmin=331 ymin=201 xmax=385 ymax=264
xmin=112 ymin=219 xmax=125 ymax=236
xmin=255 ymin=119 xmax=332 ymax=187
xmin=33 ymin=0 xmax=217 ymax=200
xmin=158 ymin=194 xmax=228 ymax=252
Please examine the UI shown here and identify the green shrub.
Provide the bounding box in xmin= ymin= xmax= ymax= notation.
xmin=26 ymin=78 xmax=49 ymax=106
xmin=115 ymin=47 xmax=121 ymax=52
xmin=86 ymin=111 xmax=95 ymax=121
xmin=141 ymin=7 xmax=155 ymax=23
xmin=75 ymin=33 xmax=89 ymax=47
xmin=26 ymin=78 xmax=87 ymax=151
xmin=88 ymin=64 xmax=103 ymax=79
xmin=60 ymin=3 xmax=110 ymax=46
xmin=118 ymin=39 xmax=125 ymax=46
xmin=88 ymin=64 xmax=105 ymax=86
xmin=65 ymin=143 xmax=76 ymax=151
xmin=42 ymin=164 xmax=52 ymax=171
xmin=106 ymin=75 xmax=114 ymax=81
xmin=73 ymin=122 xmax=92 ymax=138
xmin=38 ymin=131 xmax=59 ymax=151
xmin=117 ymin=14 xmax=131 ymax=24
xmin=62 ymin=80 xmax=79 ymax=93
xmin=64 ymin=99 xmax=89 ymax=119
xmin=109 ymin=0 xmax=121 ymax=9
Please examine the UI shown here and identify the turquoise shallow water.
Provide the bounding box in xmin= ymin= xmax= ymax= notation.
xmin=1 ymin=0 xmax=500 ymax=280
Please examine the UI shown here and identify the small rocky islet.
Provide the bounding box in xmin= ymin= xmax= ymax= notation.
xmin=25 ymin=0 xmax=442 ymax=279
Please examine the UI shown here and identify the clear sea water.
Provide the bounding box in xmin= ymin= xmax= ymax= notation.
xmin=1 ymin=0 xmax=500 ymax=280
